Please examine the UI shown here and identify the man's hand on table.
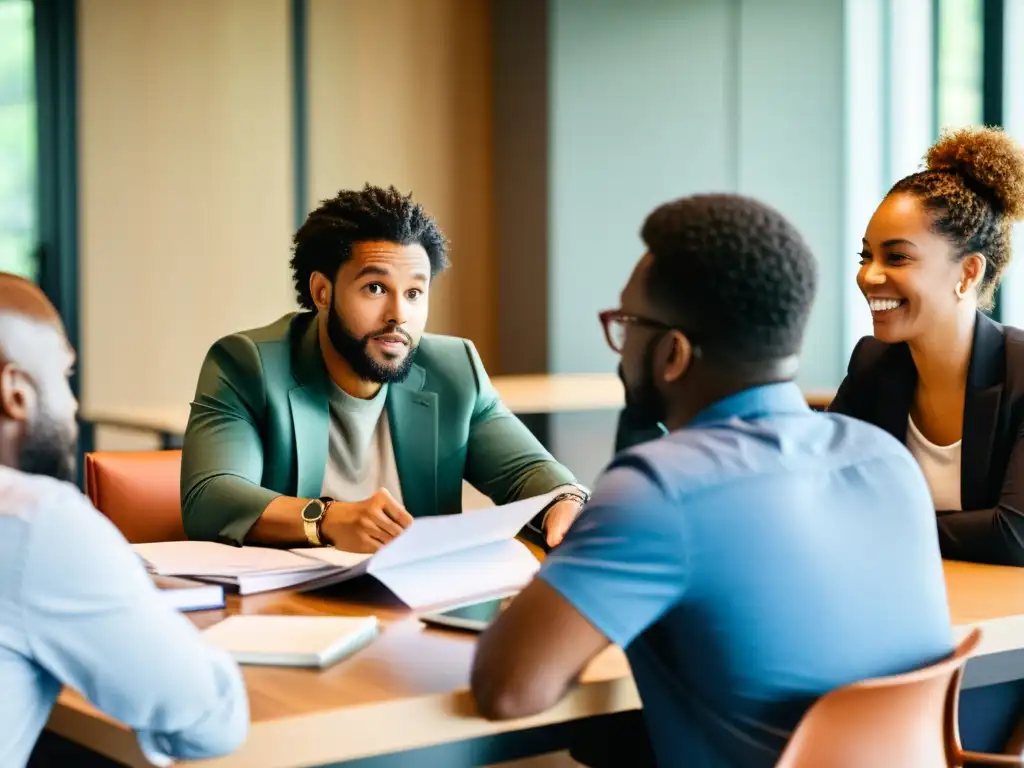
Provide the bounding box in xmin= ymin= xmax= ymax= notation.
xmin=322 ymin=489 xmax=413 ymax=553
xmin=318 ymin=487 xmax=587 ymax=553
xmin=542 ymin=496 xmax=587 ymax=548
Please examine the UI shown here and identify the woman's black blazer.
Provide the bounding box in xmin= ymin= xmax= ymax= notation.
xmin=830 ymin=311 xmax=1024 ymax=566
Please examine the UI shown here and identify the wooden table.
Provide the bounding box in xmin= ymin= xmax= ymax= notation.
xmin=44 ymin=560 xmax=1024 ymax=767
xmin=946 ymin=560 xmax=1024 ymax=689
xmin=45 ymin=587 xmax=638 ymax=768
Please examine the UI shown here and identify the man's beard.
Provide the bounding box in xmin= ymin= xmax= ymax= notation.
xmin=618 ymin=339 xmax=668 ymax=430
xmin=21 ymin=412 xmax=77 ymax=483
xmin=327 ymin=308 xmax=417 ymax=384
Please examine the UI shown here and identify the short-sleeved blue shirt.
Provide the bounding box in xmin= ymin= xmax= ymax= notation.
xmin=540 ymin=382 xmax=953 ymax=767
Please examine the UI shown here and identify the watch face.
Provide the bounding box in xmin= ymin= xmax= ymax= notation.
xmin=301 ymin=500 xmax=323 ymax=522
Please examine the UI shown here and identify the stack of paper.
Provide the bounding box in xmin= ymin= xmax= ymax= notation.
xmin=202 ymin=615 xmax=379 ymax=668
xmin=134 ymin=541 xmax=367 ymax=595
xmin=134 ymin=490 xmax=557 ymax=605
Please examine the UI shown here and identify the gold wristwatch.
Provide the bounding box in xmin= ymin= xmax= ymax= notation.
xmin=301 ymin=496 xmax=333 ymax=546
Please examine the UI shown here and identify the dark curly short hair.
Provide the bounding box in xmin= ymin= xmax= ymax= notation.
xmin=290 ymin=184 xmax=450 ymax=309
xmin=640 ymin=194 xmax=818 ymax=364
xmin=888 ymin=126 xmax=1024 ymax=309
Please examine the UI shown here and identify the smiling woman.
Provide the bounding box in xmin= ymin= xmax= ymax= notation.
xmin=829 ymin=128 xmax=1024 ymax=754
xmin=831 ymin=126 xmax=1024 ymax=569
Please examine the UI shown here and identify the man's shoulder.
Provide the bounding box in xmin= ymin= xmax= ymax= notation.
xmin=0 ymin=468 xmax=112 ymax=553
xmin=603 ymin=427 xmax=751 ymax=508
xmin=0 ymin=467 xmax=82 ymax=522
xmin=198 ymin=312 xmax=310 ymax=387
xmin=413 ymin=334 xmax=478 ymax=378
xmin=416 ymin=333 xmax=473 ymax=359
xmin=408 ymin=335 xmax=484 ymax=402
xmin=613 ymin=409 xmax=917 ymax=498
xmin=817 ymin=409 xmax=921 ymax=468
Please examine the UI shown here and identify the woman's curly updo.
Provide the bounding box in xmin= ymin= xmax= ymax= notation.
xmin=888 ymin=126 xmax=1024 ymax=307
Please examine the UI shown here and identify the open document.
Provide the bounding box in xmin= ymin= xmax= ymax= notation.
xmin=132 ymin=490 xmax=557 ymax=606
xmin=298 ymin=489 xmax=559 ymax=608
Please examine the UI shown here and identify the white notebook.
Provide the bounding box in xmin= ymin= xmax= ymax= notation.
xmin=202 ymin=615 xmax=379 ymax=669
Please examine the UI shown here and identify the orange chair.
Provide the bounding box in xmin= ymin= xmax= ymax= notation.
xmin=84 ymin=450 xmax=185 ymax=543
xmin=803 ymin=389 xmax=835 ymax=412
xmin=777 ymin=627 xmax=1022 ymax=767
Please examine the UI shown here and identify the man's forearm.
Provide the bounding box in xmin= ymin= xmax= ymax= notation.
xmin=181 ymin=474 xmax=281 ymax=545
xmin=246 ymin=496 xmax=311 ymax=546
xmin=247 ymin=492 xmax=412 ymax=553
xmin=26 ymin=493 xmax=252 ymax=763
xmin=135 ymin=649 xmax=249 ymax=763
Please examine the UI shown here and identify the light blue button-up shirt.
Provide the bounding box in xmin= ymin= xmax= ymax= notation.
xmin=540 ymin=382 xmax=955 ymax=767
xmin=0 ymin=467 xmax=248 ymax=767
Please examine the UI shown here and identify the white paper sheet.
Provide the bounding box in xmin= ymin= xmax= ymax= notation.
xmin=368 ymin=488 xmax=557 ymax=570
xmin=133 ymin=541 xmax=333 ymax=577
xmin=290 ymin=548 xmax=371 ymax=569
xmin=377 ymin=539 xmax=540 ymax=609
xmin=300 ymin=490 xmax=558 ymax=607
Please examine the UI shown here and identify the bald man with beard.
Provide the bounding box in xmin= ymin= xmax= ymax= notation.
xmin=0 ymin=276 xmax=248 ymax=767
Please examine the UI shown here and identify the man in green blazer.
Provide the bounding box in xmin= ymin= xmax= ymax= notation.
xmin=181 ymin=185 xmax=587 ymax=552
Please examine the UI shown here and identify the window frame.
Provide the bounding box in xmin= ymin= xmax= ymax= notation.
xmin=33 ymin=0 xmax=88 ymax=466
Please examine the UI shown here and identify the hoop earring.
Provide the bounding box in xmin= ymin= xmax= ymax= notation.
xmin=954 ymin=282 xmax=965 ymax=299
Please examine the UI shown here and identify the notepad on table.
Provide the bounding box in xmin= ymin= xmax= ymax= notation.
xmin=201 ymin=615 xmax=380 ymax=668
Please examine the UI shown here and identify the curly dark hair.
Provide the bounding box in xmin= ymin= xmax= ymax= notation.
xmin=290 ymin=184 xmax=450 ymax=309
xmin=888 ymin=126 xmax=1024 ymax=308
xmin=640 ymin=194 xmax=818 ymax=364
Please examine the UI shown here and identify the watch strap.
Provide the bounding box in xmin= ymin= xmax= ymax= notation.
xmin=302 ymin=497 xmax=331 ymax=547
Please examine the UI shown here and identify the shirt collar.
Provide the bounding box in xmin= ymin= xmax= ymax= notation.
xmin=688 ymin=381 xmax=810 ymax=428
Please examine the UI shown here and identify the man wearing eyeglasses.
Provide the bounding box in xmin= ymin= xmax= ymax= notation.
xmin=471 ymin=194 xmax=953 ymax=767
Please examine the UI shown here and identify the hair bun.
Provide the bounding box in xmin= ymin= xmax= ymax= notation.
xmin=926 ymin=126 xmax=1024 ymax=220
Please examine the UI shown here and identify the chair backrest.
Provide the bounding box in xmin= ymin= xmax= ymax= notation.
xmin=776 ymin=628 xmax=982 ymax=768
xmin=803 ymin=390 xmax=834 ymax=412
xmin=84 ymin=450 xmax=185 ymax=543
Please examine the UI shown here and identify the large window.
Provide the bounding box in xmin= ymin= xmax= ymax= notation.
xmin=935 ymin=0 xmax=984 ymax=131
xmin=0 ymin=0 xmax=37 ymax=281
xmin=1000 ymin=0 xmax=1024 ymax=326
xmin=842 ymin=0 xmax=935 ymax=358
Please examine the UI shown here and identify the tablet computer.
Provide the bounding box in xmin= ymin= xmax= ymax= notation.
xmin=418 ymin=595 xmax=514 ymax=633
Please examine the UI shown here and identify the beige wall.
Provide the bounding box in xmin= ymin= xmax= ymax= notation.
xmin=78 ymin=0 xmax=497 ymax=448
xmin=307 ymin=0 xmax=496 ymax=365
xmin=78 ymin=0 xmax=294 ymax=443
